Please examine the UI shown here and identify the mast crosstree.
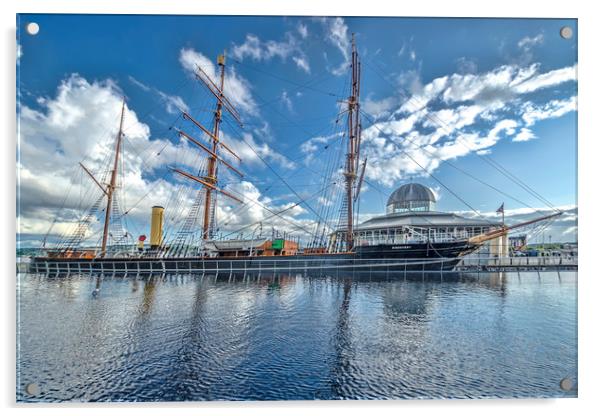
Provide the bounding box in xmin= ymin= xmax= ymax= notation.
xmin=171 ymin=53 xmax=244 ymax=243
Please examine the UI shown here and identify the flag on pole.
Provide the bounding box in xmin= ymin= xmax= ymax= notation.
xmin=497 ymin=202 xmax=505 ymax=226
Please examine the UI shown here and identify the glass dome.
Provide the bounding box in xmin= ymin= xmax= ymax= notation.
xmin=386 ymin=183 xmax=436 ymax=214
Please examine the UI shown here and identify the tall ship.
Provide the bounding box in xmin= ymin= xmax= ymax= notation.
xmin=29 ymin=36 xmax=561 ymax=275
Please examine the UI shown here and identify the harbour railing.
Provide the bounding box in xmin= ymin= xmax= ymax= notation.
xmin=24 ymin=255 xmax=577 ymax=276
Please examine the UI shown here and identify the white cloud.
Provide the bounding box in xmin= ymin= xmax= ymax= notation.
xmin=512 ymin=127 xmax=536 ymax=142
xmin=179 ymin=48 xmax=258 ymax=115
xmin=231 ymin=34 xmax=263 ymax=60
xmin=455 ymin=205 xmax=577 ymax=243
xmin=17 ymin=74 xmax=201 ymax=246
xmin=215 ymin=180 xmax=316 ymax=240
xmin=319 ymin=17 xmax=350 ymax=75
xmin=232 ymin=33 xmax=295 ymax=61
xmin=156 ymin=90 xmax=189 ymax=114
xmin=518 ymin=34 xmax=544 ymax=51
xmin=221 ymin=131 xmax=295 ymax=170
xmin=128 ymin=75 xmax=189 ymax=115
xmin=359 ymin=113 xmax=522 ymax=187
xmin=292 ymin=56 xmax=311 ymax=73
xmin=434 ymin=63 xmax=577 ymax=107
xmin=280 ymin=90 xmax=293 ymax=112
xmin=423 ymin=104 xmax=485 ymax=140
xmin=521 ymin=96 xmax=577 ymax=126
xmin=297 ymin=23 xmax=308 ymax=39
xmin=317 ymin=196 xmax=334 ymax=207
xmin=512 ymin=64 xmax=577 ymax=94
xmin=351 ymin=59 xmax=578 ymax=186
xmin=18 ymin=73 xmax=307 ymax=246
xmin=455 ymin=56 xmax=477 ymax=74
xmin=427 ymin=119 xmax=518 ymax=165
xmin=127 ymin=75 xmax=151 ymax=92
xmin=364 ymin=95 xmax=398 ymax=119
xmin=397 ymin=44 xmax=406 ymax=57
xmin=300 ymin=131 xmax=344 ymax=165
xmin=230 ymin=32 xmax=311 ymax=74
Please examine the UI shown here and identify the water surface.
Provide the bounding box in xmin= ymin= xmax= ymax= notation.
xmin=16 ymin=271 xmax=577 ymax=401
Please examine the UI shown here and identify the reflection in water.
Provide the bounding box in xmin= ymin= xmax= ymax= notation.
xmin=139 ymin=277 xmax=157 ymax=316
xmin=330 ymin=279 xmax=353 ymax=398
xmin=17 ymin=271 xmax=577 ymax=401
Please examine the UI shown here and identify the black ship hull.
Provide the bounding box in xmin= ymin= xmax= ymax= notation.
xmin=29 ymin=241 xmax=478 ymax=275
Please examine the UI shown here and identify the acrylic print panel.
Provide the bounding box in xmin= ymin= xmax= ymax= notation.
xmin=16 ymin=14 xmax=578 ymax=402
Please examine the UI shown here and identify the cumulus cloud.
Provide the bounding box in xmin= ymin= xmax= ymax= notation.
xmin=315 ymin=61 xmax=577 ymax=188
xmin=17 ymin=74 xmax=201 ymax=246
xmin=17 ymin=74 xmax=304 ymax=247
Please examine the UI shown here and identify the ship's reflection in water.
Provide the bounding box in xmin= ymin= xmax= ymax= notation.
xmin=17 ymin=271 xmax=577 ymax=401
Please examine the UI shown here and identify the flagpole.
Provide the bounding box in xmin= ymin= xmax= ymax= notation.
xmin=497 ymin=202 xmax=505 ymax=227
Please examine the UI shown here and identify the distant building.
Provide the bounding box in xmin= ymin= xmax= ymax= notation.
xmin=509 ymin=235 xmax=528 ymax=249
xmin=344 ymin=183 xmax=504 ymax=255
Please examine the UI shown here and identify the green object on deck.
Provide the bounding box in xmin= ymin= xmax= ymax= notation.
xmin=271 ymin=239 xmax=284 ymax=250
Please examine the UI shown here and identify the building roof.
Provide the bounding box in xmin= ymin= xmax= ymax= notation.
xmin=355 ymin=211 xmax=500 ymax=231
xmin=387 ymin=183 xmax=436 ymax=206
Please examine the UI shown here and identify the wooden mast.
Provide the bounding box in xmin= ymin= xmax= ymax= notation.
xmin=100 ymin=97 xmax=126 ymax=256
xmin=202 ymin=53 xmax=226 ymax=240
xmin=174 ymin=53 xmax=243 ymax=245
xmin=343 ymin=34 xmax=361 ymax=251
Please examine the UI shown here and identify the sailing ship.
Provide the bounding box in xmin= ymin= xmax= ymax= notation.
xmin=29 ymin=36 xmax=562 ymax=275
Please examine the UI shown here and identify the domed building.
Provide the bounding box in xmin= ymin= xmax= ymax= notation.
xmin=386 ymin=183 xmax=436 ymax=214
xmin=352 ymin=182 xmax=502 ymax=248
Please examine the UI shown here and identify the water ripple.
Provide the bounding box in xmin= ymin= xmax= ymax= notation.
xmin=17 ymin=272 xmax=577 ymax=401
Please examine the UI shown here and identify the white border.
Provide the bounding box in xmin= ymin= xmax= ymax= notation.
xmin=3 ymin=1 xmax=601 ymax=415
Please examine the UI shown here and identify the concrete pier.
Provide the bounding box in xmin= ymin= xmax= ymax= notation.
xmin=456 ymin=256 xmax=577 ymax=272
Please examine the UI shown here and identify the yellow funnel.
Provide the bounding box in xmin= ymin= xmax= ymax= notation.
xmin=150 ymin=206 xmax=164 ymax=248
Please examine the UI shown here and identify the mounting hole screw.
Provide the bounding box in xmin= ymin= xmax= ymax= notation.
xmin=560 ymin=26 xmax=573 ymax=39
xmin=25 ymin=382 xmax=40 ymax=396
xmin=26 ymin=22 xmax=40 ymax=36
xmin=560 ymin=377 xmax=573 ymax=391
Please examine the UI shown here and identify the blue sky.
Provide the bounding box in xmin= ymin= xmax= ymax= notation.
xmin=17 ymin=15 xmax=578 ymax=246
